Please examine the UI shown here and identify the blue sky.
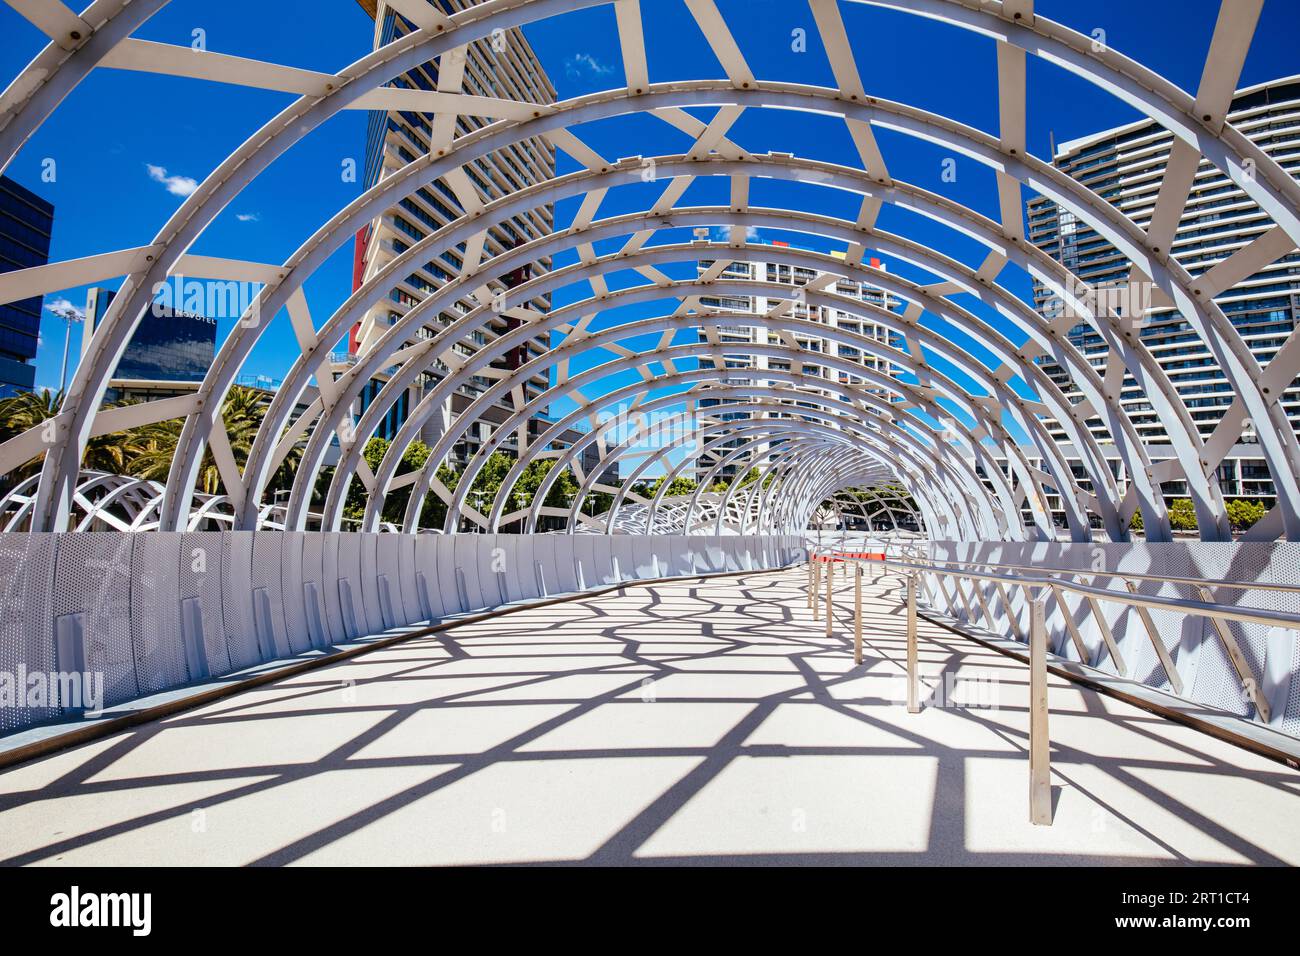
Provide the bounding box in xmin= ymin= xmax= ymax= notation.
xmin=2 ymin=0 xmax=1297 ymax=457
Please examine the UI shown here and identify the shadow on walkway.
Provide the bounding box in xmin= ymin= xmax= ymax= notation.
xmin=1 ymin=569 xmax=1297 ymax=866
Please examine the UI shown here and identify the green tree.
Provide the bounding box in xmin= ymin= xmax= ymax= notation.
xmin=0 ymin=389 xmax=151 ymax=481
xmin=1168 ymin=498 xmax=1198 ymax=532
xmin=512 ymin=458 xmax=578 ymax=511
xmin=1225 ymin=498 xmax=1267 ymax=532
xmin=343 ymin=436 xmax=435 ymax=527
xmin=649 ymin=475 xmax=697 ymax=498
xmin=0 ymin=388 xmax=65 ymax=446
xmin=418 ymin=460 xmax=461 ymax=530
xmin=130 ymin=385 xmax=272 ymax=495
xmin=1127 ymin=507 xmax=1143 ymax=533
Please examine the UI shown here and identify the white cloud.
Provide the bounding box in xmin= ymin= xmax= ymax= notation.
xmin=707 ymin=225 xmax=762 ymax=243
xmin=565 ymin=52 xmax=612 ymax=78
xmin=146 ymin=163 xmax=199 ymax=197
xmin=236 ymin=212 xmax=261 ymax=222
xmin=45 ymin=298 xmax=84 ymax=322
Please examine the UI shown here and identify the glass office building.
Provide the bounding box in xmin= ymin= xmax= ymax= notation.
xmin=1026 ymin=75 xmax=1300 ymax=514
xmin=0 ymin=175 xmax=54 ymax=396
xmin=86 ymin=288 xmax=217 ymax=385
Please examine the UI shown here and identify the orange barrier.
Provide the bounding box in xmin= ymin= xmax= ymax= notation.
xmin=813 ymin=551 xmax=886 ymax=562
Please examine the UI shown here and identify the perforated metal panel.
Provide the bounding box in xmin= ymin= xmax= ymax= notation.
xmin=397 ymin=534 xmax=422 ymax=624
xmin=1285 ymin=635 xmax=1300 ymax=737
xmin=508 ymin=534 xmax=536 ymax=600
xmin=680 ymin=537 xmax=699 ymax=572
xmin=221 ymin=532 xmax=259 ymax=667
xmin=704 ymin=537 xmax=726 ymax=573
xmin=453 ymin=534 xmax=485 ymax=610
xmin=0 ymin=532 xmax=808 ymax=737
xmin=129 ymin=532 xmax=187 ymax=695
xmin=669 ymin=536 xmax=691 ymax=577
xmin=490 ymin=535 xmax=516 ymax=603
xmin=721 ymin=537 xmax=738 ymax=572
xmin=632 ymin=534 xmax=657 ymax=579
xmin=250 ymin=532 xmax=290 ymax=658
xmin=53 ymin=533 xmax=137 ymax=707
xmin=555 ymin=536 xmax=582 ymax=593
xmin=320 ymin=532 xmax=346 ymax=644
xmin=531 ymin=535 xmax=554 ymax=597
xmin=374 ymin=533 xmax=408 ymax=627
xmin=179 ymin=531 xmax=230 ymax=675
xmin=358 ymin=533 xmax=385 ymax=635
xmin=415 ymin=534 xmax=445 ymax=619
xmin=611 ymin=537 xmax=637 ymax=583
xmin=434 ymin=534 xmax=463 ymax=613
xmin=481 ymin=534 xmax=509 ymax=607
xmin=590 ymin=536 xmax=617 ymax=586
xmin=722 ymin=538 xmax=743 ymax=574
xmin=0 ymin=533 xmax=57 ymax=731
xmin=1185 ymin=542 xmax=1300 ymax=723
xmin=926 ymin=540 xmax=1293 ymax=717
xmin=570 ymin=534 xmax=594 ymax=591
xmin=279 ymin=531 xmax=310 ymax=653
xmin=299 ymin=531 xmax=329 ymax=648
xmin=334 ymin=532 xmax=363 ymax=639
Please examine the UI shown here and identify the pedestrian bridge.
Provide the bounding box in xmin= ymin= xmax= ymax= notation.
xmin=3 ymin=0 xmax=1300 ymax=865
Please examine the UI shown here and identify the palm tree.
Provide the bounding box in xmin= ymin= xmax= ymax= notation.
xmin=129 ymin=386 xmax=272 ymax=494
xmin=126 ymin=419 xmax=191 ymax=487
xmin=0 ymin=389 xmax=63 ymax=490
xmin=0 ymin=388 xmax=63 ymax=444
xmin=0 ymin=384 xmax=300 ymax=502
xmin=220 ymin=385 xmax=268 ymax=464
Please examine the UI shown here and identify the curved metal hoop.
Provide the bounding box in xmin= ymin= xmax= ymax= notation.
xmin=0 ymin=0 xmax=1294 ymax=543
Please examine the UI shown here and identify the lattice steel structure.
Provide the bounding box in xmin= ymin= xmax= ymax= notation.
xmin=2 ymin=0 xmax=1298 ymax=543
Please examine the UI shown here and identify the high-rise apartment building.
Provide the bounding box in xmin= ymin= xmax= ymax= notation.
xmin=0 ymin=175 xmax=54 ymax=397
xmin=1026 ymin=76 xmax=1300 ymax=516
xmin=349 ymin=0 xmax=557 ymax=469
xmin=693 ymin=245 xmax=904 ymax=481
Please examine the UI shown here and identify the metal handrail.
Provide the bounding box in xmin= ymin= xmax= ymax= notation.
xmin=803 ymin=547 xmax=1294 ymax=826
xmin=856 ymin=551 xmax=1300 ymax=597
xmin=854 ymin=554 xmax=1300 ymax=631
xmin=809 ymin=547 xmax=1286 ymax=731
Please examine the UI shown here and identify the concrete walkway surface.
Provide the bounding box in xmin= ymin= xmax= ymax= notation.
xmin=1 ymin=568 xmax=1298 ymax=866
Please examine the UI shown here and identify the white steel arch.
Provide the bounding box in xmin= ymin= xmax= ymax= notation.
xmin=0 ymin=0 xmax=1294 ymax=543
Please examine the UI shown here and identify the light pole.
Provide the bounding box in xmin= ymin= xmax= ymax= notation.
xmin=50 ymin=301 xmax=84 ymax=394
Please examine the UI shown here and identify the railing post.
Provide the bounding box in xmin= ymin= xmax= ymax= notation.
xmin=854 ymin=563 xmax=863 ymax=665
xmin=825 ymin=556 xmax=834 ymax=637
xmin=906 ymin=571 xmax=919 ymax=714
xmin=808 ymin=556 xmax=815 ymax=610
xmin=812 ymin=558 xmax=820 ymax=620
xmin=1029 ymin=592 xmax=1053 ymax=826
